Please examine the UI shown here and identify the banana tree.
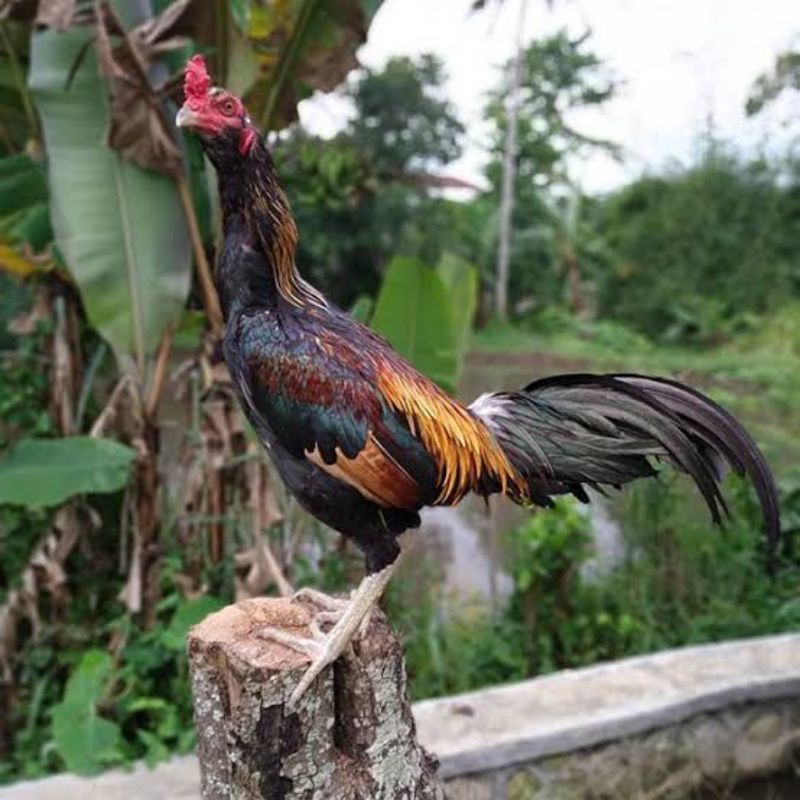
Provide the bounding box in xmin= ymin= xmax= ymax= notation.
xmin=4 ymin=0 xmax=385 ymax=623
xmin=0 ymin=0 xmax=388 ymax=774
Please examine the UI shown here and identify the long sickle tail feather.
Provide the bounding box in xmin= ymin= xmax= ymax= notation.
xmin=470 ymin=373 xmax=781 ymax=556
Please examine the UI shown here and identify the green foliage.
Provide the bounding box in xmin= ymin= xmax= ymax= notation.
xmin=105 ymin=591 xmax=228 ymax=769
xmin=51 ymin=651 xmax=122 ymax=775
xmin=232 ymin=0 xmax=385 ymax=131
xmin=349 ymin=54 xmax=464 ymax=176
xmin=290 ymin=136 xmax=371 ymax=211
xmin=368 ymin=254 xmax=478 ymax=392
xmin=159 ymin=596 xmax=226 ymax=651
xmin=0 ymin=315 xmax=53 ymax=442
xmin=507 ymin=501 xmax=590 ymax=593
xmin=349 ymin=294 xmax=374 ymax=324
xmin=0 ymin=437 xmax=135 ymax=508
xmin=385 ymin=563 xmax=528 ymax=700
xmin=0 ymin=316 xmax=55 ymax=605
xmin=746 ymin=49 xmax=800 ymax=116
xmin=1 ymin=548 xmax=230 ymax=782
xmin=482 ymin=32 xmax=618 ymax=316
xmin=595 ymin=142 xmax=797 ymax=343
xmin=0 ymin=20 xmax=37 ymax=152
xmin=0 ymin=153 xmax=52 ymax=260
xmin=277 ymin=53 xmax=467 ymax=306
xmin=437 ymin=253 xmax=478 ymax=376
xmin=595 ymin=474 xmax=799 ymax=647
xmin=395 ymin=474 xmax=800 ymax=703
xmin=738 ymin=302 xmax=800 ymax=357
xmin=504 ymin=501 xmax=598 ymax=672
xmin=370 ymin=256 xmax=459 ymax=392
xmin=29 ymin=28 xmax=192 ymax=366
xmin=0 ymin=152 xmax=53 ymax=279
xmin=485 ymin=31 xmax=618 ymax=191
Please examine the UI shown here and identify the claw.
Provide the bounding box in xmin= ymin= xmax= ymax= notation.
xmin=308 ymin=612 xmax=335 ymax=642
xmin=315 ymin=609 xmax=344 ymax=626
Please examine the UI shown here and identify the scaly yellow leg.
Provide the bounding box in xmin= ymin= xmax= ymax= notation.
xmin=257 ymin=559 xmax=400 ymax=708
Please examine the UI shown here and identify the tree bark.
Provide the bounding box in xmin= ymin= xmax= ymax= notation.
xmin=187 ymin=597 xmax=444 ymax=800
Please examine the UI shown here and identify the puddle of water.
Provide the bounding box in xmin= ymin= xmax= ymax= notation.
xmin=419 ymin=504 xmax=514 ymax=611
xmin=416 ymin=494 xmax=624 ymax=612
xmin=579 ymin=493 xmax=626 ymax=580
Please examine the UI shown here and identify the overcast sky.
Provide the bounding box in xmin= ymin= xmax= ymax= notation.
xmin=298 ymin=0 xmax=799 ymax=193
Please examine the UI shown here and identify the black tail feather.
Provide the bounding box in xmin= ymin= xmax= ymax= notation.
xmin=471 ymin=373 xmax=780 ymax=556
xmin=613 ymin=374 xmax=781 ymax=552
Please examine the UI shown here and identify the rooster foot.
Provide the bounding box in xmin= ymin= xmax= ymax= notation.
xmin=291 ymin=587 xmax=350 ymax=614
xmin=256 ymin=562 xmax=399 ymax=707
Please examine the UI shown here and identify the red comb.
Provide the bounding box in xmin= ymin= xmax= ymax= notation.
xmin=184 ymin=55 xmax=210 ymax=109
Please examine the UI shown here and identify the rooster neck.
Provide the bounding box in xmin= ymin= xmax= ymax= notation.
xmin=212 ymin=134 xmax=326 ymax=315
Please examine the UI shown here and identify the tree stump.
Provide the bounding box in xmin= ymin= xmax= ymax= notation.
xmin=187 ymin=597 xmax=444 ymax=800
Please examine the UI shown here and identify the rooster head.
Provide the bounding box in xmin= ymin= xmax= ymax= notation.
xmin=176 ymin=56 xmax=257 ymax=156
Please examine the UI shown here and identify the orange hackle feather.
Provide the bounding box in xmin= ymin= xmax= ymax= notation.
xmin=376 ymin=360 xmax=524 ymax=505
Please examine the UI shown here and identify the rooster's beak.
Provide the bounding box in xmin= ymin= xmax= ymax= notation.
xmin=175 ymin=106 xmax=198 ymax=128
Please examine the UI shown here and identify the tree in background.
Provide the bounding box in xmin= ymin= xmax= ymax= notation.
xmin=746 ymin=47 xmax=800 ymax=120
xmin=277 ymin=54 xmax=467 ymax=306
xmin=490 ymin=0 xmax=529 ymax=321
xmin=484 ymin=30 xmax=618 ymax=316
xmin=349 ymin=53 xmax=464 ymax=179
xmin=594 ymin=139 xmax=796 ymax=343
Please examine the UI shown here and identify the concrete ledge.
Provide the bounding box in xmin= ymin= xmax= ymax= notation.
xmin=2 ymin=756 xmax=200 ymax=800
xmin=3 ymin=634 xmax=799 ymax=798
xmin=413 ymin=633 xmax=800 ymax=778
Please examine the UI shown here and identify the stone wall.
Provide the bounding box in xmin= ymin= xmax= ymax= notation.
xmin=445 ymin=698 xmax=800 ymax=800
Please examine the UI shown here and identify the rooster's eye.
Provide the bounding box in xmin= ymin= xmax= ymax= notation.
xmin=221 ymin=99 xmax=237 ymax=116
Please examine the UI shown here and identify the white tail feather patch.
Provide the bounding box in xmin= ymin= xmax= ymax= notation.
xmin=469 ymin=393 xmax=513 ymax=423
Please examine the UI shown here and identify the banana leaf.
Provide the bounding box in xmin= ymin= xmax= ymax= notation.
xmin=229 ymin=0 xmax=385 ymax=130
xmin=370 ymin=256 xmax=459 ymax=394
xmin=437 ymin=252 xmax=478 ymax=375
xmin=28 ymin=28 xmax=191 ymax=367
xmin=0 ymin=436 xmax=136 ymax=508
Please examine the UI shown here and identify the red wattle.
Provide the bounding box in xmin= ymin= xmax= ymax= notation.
xmin=239 ymin=127 xmax=257 ymax=156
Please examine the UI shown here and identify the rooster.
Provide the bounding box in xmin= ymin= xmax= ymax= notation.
xmin=176 ymin=56 xmax=780 ymax=707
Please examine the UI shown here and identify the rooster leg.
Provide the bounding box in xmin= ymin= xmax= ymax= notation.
xmin=257 ymin=559 xmax=400 ymax=708
xmin=292 ymin=588 xmax=373 ymax=637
